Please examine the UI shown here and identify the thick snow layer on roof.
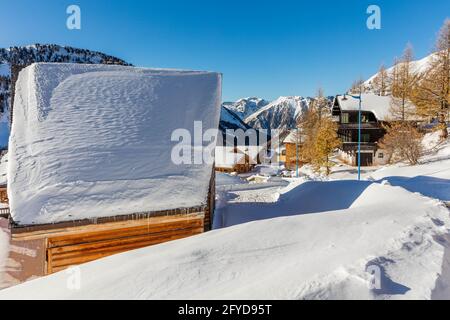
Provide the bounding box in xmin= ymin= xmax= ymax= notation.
xmin=337 ymin=93 xmax=397 ymax=121
xmin=283 ymin=129 xmax=304 ymax=144
xmin=8 ymin=63 xmax=221 ymax=225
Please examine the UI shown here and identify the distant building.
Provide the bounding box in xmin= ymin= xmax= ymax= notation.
xmin=215 ymin=127 xmax=270 ymax=174
xmin=215 ymin=147 xmax=254 ymax=173
xmin=283 ymin=129 xmax=304 ymax=171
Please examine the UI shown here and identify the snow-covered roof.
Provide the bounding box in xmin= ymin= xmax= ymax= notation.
xmin=283 ymin=129 xmax=304 ymax=144
xmin=336 ymin=94 xmax=393 ymax=121
xmin=9 ymin=63 xmax=222 ymax=225
xmin=215 ymin=147 xmax=247 ymax=169
xmin=337 ymin=93 xmax=421 ymax=121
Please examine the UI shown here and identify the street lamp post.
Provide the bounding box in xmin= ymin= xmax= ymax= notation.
xmin=349 ymin=93 xmax=362 ymax=181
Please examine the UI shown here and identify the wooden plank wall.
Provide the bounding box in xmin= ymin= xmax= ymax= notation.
xmin=45 ymin=214 xmax=204 ymax=274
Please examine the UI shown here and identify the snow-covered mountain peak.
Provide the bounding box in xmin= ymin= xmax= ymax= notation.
xmin=222 ymin=97 xmax=269 ymax=119
xmin=363 ymin=52 xmax=437 ymax=93
xmin=244 ymin=96 xmax=310 ymax=132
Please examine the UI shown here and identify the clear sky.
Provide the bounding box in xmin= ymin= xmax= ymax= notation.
xmin=0 ymin=0 xmax=448 ymax=101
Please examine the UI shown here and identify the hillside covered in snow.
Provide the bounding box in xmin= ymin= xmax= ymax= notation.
xmin=363 ymin=52 xmax=436 ymax=94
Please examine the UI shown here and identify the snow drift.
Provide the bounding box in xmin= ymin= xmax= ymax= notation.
xmin=0 ymin=180 xmax=448 ymax=299
xmin=8 ymin=63 xmax=222 ymax=225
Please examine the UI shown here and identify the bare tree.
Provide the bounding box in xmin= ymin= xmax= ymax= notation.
xmin=372 ymin=64 xmax=389 ymax=96
xmin=379 ymin=122 xmax=423 ymax=165
xmin=412 ymin=19 xmax=450 ymax=140
xmin=390 ymin=44 xmax=419 ymax=122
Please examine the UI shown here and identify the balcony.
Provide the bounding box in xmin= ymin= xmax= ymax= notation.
xmin=340 ymin=142 xmax=377 ymax=152
xmin=338 ymin=122 xmax=381 ymax=130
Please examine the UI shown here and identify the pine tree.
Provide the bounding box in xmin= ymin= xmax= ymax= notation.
xmin=412 ymin=19 xmax=450 ymax=139
xmin=390 ymin=44 xmax=418 ymax=121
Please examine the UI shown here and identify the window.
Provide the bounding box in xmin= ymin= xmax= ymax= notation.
xmin=341 ymin=113 xmax=349 ymax=123
xmin=378 ymin=153 xmax=384 ymax=159
xmin=361 ymin=134 xmax=370 ymax=143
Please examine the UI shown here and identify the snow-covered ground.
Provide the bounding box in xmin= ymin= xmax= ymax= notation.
xmin=0 ymin=179 xmax=448 ymax=299
xmin=0 ymin=131 xmax=449 ymax=299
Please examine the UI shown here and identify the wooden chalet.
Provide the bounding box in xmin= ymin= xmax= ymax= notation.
xmin=215 ymin=129 xmax=270 ymax=174
xmin=332 ymin=94 xmax=391 ymax=167
xmin=215 ymin=147 xmax=254 ymax=173
xmin=283 ymin=130 xmax=305 ymax=171
xmin=4 ymin=63 xmax=222 ymax=281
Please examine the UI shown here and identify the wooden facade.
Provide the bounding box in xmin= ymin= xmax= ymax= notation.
xmin=215 ymin=156 xmax=253 ymax=173
xmin=332 ymin=98 xmax=387 ymax=167
xmin=284 ymin=142 xmax=303 ymax=171
xmin=6 ymin=171 xmax=216 ymax=278
xmin=10 ymin=212 xmax=204 ymax=275
xmin=215 ymin=149 xmax=254 ymax=174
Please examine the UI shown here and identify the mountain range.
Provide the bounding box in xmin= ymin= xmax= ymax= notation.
xmin=220 ymin=52 xmax=436 ymax=135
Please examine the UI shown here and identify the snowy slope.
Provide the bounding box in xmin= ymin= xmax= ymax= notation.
xmin=219 ymin=106 xmax=252 ymax=132
xmin=245 ymin=96 xmax=309 ymax=131
xmin=0 ymin=180 xmax=448 ymax=299
xmin=222 ymin=97 xmax=269 ymax=120
xmin=369 ymin=131 xmax=450 ymax=202
xmin=364 ymin=53 xmax=436 ymax=93
xmin=9 ymin=63 xmax=221 ymax=225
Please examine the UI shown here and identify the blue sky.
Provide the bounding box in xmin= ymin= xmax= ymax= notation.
xmin=0 ymin=0 xmax=448 ymax=101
